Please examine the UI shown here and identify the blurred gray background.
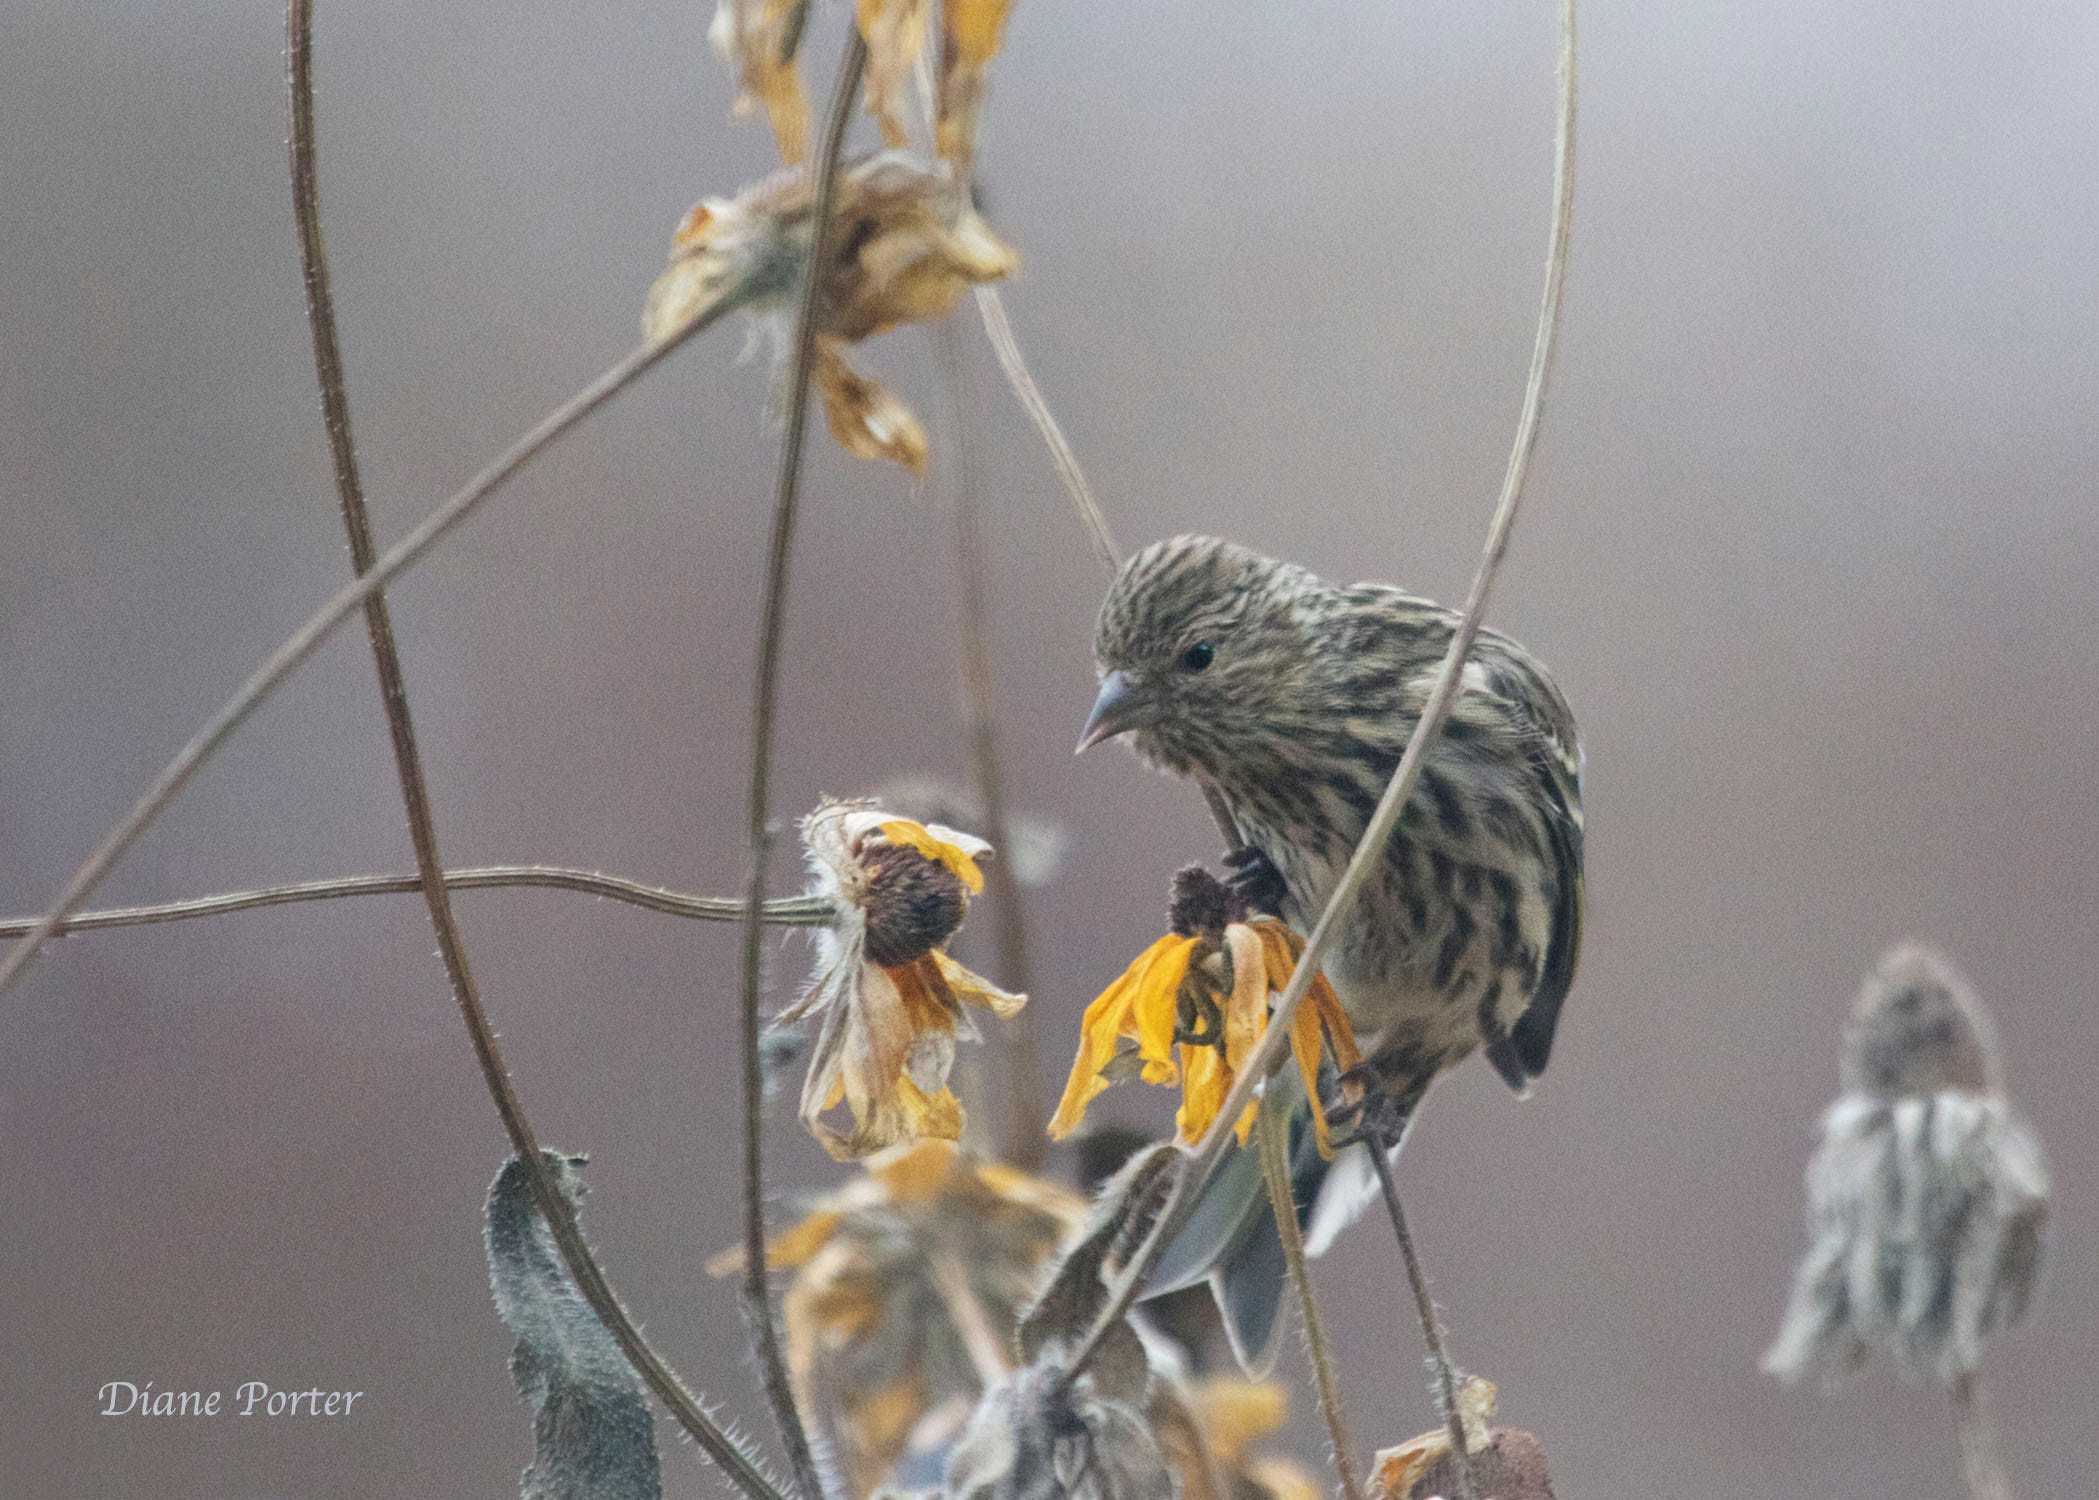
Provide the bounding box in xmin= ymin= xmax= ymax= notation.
xmin=3 ymin=1 xmax=2095 ymax=1496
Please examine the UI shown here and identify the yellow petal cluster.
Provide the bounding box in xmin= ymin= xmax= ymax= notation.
xmin=1048 ymin=916 xmax=1362 ymax=1158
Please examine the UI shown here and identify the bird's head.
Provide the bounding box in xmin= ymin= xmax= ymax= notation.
xmin=1078 ymin=535 xmax=1322 ymax=780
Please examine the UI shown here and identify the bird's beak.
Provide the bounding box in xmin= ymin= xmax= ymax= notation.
xmin=1077 ymin=670 xmax=1151 ymax=753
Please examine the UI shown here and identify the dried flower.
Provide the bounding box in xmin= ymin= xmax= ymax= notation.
xmin=926 ymin=1146 xmax=1181 ymax=1500
xmin=779 ymin=799 xmax=1026 ymax=1160
xmin=1048 ymin=867 xmax=1362 ymax=1157
xmin=713 ymin=1139 xmax=1083 ymax=1497
xmin=1370 ymin=1378 xmax=1555 ymax=1500
xmin=856 ymin=0 xmax=929 ymax=149
xmin=643 ymin=151 xmax=1018 ymax=470
xmin=1763 ymin=944 xmax=2049 ymax=1388
xmin=709 ymin=0 xmax=812 ymax=164
xmin=865 ymin=774 xmax=1069 ymax=888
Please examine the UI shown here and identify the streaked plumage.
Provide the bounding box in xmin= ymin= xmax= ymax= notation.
xmin=1080 ymin=535 xmax=1586 ymax=1368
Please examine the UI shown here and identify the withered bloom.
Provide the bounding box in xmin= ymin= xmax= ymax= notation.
xmin=1370 ymin=1378 xmax=1554 ymax=1500
xmin=779 ymin=799 xmax=1025 ymax=1160
xmin=931 ymin=1147 xmax=1182 ymax=1500
xmin=1764 ymin=944 xmax=2049 ymax=1387
xmin=643 ymin=151 xmax=1018 ymax=470
xmin=714 ymin=1140 xmax=1083 ymax=1497
xmin=1049 ymin=867 xmax=1362 ymax=1157
xmin=1167 ymin=1378 xmax=1324 ymax=1500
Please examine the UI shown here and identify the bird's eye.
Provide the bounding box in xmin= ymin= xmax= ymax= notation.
xmin=1179 ymin=641 xmax=1215 ymax=673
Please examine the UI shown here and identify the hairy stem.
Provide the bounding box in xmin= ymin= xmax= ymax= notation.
xmin=1059 ymin=0 xmax=1578 ymax=1387
xmin=1256 ymin=1092 xmax=1365 ymax=1500
xmin=1366 ymin=1140 xmax=1479 ymax=1500
xmin=930 ymin=313 xmax=1045 ymax=1168
xmin=974 ymin=287 xmax=1119 ymax=573
xmin=733 ymin=33 xmax=868 ymax=1500
xmin=0 ymin=870 xmax=831 ymax=940
xmin=1951 ymin=1373 xmax=2016 ymax=1500
xmin=287 ymin=6 xmax=778 ymax=1495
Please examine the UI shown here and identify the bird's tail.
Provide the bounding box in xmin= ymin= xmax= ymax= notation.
xmin=1140 ymin=1070 xmax=1397 ymax=1373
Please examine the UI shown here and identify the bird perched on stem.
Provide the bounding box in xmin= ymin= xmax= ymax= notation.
xmin=1077 ymin=535 xmax=1585 ymax=1369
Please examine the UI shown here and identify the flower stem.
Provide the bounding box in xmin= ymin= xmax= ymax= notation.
xmin=973 ymin=286 xmax=1118 ymax=573
xmin=287 ymin=5 xmax=780 ymax=1496
xmin=931 ymin=312 xmax=1045 ymax=1170
xmin=1256 ymin=1092 xmax=1366 ymax=1500
xmin=0 ymin=870 xmax=832 ymax=940
xmin=733 ymin=30 xmax=868 ymax=1500
xmin=1364 ymin=1138 xmax=1480 ymax=1500
xmin=1951 ymin=1372 xmax=2017 ymax=1500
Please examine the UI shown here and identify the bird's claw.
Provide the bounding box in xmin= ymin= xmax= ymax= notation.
xmin=1222 ymin=843 xmax=1287 ymax=918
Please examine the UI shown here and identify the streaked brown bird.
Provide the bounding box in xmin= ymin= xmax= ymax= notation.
xmin=1077 ymin=535 xmax=1586 ymax=1369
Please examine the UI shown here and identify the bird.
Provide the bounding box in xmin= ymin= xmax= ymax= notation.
xmin=1076 ymin=534 xmax=1586 ymax=1370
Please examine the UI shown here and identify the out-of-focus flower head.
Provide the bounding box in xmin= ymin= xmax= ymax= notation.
xmin=1763 ymin=943 xmax=2049 ymax=1388
xmin=1165 ymin=1378 xmax=1324 ymax=1500
xmin=713 ymin=1139 xmax=1083 ymax=1497
xmin=642 ymin=151 xmax=1018 ymax=470
xmin=1048 ymin=866 xmax=1362 ymax=1158
xmin=776 ymin=798 xmax=1026 ymax=1161
xmin=1369 ymin=1378 xmax=1555 ymax=1500
xmin=710 ymin=0 xmax=1016 ymax=173
xmin=926 ymin=1145 xmax=1180 ymax=1500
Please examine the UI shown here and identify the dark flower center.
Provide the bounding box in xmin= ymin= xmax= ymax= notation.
xmin=862 ymin=843 xmax=969 ymax=968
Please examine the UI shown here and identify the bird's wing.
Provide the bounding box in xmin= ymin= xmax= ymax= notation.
xmin=1503 ymin=643 xmax=1585 ymax=1080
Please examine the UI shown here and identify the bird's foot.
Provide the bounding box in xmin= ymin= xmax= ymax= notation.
xmin=1325 ymin=1061 xmax=1419 ymax=1154
xmin=1222 ymin=843 xmax=1288 ymax=918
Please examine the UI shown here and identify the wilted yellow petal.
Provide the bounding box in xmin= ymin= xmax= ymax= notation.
xmin=814 ymin=339 xmax=929 ymax=471
xmin=1292 ymin=996 xmax=1338 ymax=1160
xmin=897 ymin=1072 xmax=965 ymax=1143
xmin=1191 ymin=1379 xmax=1290 ymax=1463
xmin=936 ymin=0 xmax=1015 ymax=167
xmin=866 ymin=1137 xmax=958 ymax=1202
xmin=932 ymin=949 xmax=1027 ymax=1017
xmin=1130 ymin=934 xmax=1199 ymax=1083
xmin=710 ymin=0 xmax=812 ymax=163
xmin=880 ymin=817 xmax=986 ymax=892
xmin=1048 ymin=934 xmax=1192 ymax=1137
xmin=764 ymin=1207 xmax=848 ymax=1269
xmin=855 ymin=0 xmax=927 ymax=148
xmin=1175 ymin=1038 xmax=1227 ymax=1145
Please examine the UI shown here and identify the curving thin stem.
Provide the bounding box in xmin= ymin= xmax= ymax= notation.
xmin=974 ymin=286 xmax=1119 ymax=573
xmin=733 ymin=32 xmax=869 ymax=1500
xmin=0 ymin=315 xmax=731 ymax=1005
xmin=930 ymin=312 xmax=1045 ymax=1169
xmin=1059 ymin=0 xmax=1578 ymax=1390
xmin=289 ymin=8 xmax=781 ymax=1495
xmin=1256 ymin=1091 xmax=1365 ymax=1500
xmin=0 ymin=870 xmax=831 ymax=940
xmin=1366 ymin=1133 xmax=1479 ymax=1500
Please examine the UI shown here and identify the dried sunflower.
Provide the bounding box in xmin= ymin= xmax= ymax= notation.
xmin=713 ymin=1139 xmax=1082 ymax=1496
xmin=1048 ymin=867 xmax=1362 ymax=1158
xmin=643 ymin=151 xmax=1017 ymax=469
xmin=779 ymin=799 xmax=1026 ymax=1160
